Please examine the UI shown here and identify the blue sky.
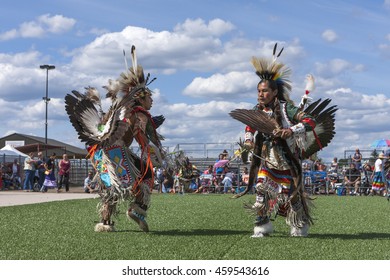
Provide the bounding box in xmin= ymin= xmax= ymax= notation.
xmin=1 ymin=0 xmax=390 ymax=162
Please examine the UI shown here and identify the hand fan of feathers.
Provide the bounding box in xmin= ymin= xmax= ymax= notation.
xmin=229 ymin=98 xmax=338 ymax=159
xmin=64 ymin=88 xmax=137 ymax=147
xmin=229 ymin=109 xmax=278 ymax=135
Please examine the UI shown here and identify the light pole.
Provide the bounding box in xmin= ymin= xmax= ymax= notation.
xmin=40 ymin=64 xmax=55 ymax=158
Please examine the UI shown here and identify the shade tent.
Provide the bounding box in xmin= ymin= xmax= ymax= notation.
xmin=0 ymin=145 xmax=28 ymax=164
xmin=0 ymin=150 xmax=24 ymax=157
xmin=0 ymin=144 xmax=28 ymax=157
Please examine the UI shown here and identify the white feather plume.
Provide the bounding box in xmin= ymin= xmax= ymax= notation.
xmin=305 ymin=74 xmax=315 ymax=93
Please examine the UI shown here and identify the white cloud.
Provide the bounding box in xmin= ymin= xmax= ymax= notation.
xmin=326 ymin=90 xmax=390 ymax=130
xmin=174 ymin=18 xmax=235 ymax=37
xmin=0 ymin=29 xmax=18 ymax=41
xmin=325 ymin=87 xmax=352 ymax=95
xmin=322 ymin=29 xmax=338 ymax=42
xmin=19 ymin=21 xmax=45 ymax=38
xmin=326 ymin=59 xmax=350 ymax=73
xmin=70 ymin=21 xmax=235 ymax=74
xmin=69 ymin=18 xmax=277 ymax=76
xmin=0 ymin=50 xmax=58 ymax=102
xmin=0 ymin=50 xmax=42 ymax=66
xmin=90 ymin=28 xmax=110 ymax=36
xmin=156 ymin=100 xmax=253 ymax=147
xmin=315 ymin=59 xmax=362 ymax=78
xmin=361 ymin=93 xmax=390 ymax=108
xmin=38 ymin=14 xmax=76 ymax=34
xmin=183 ymin=71 xmax=256 ymax=98
xmin=0 ymin=14 xmax=76 ymax=41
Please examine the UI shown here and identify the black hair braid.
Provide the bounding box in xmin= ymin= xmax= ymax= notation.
xmin=273 ymin=98 xmax=283 ymax=129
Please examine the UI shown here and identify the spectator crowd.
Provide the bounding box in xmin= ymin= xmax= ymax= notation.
xmin=1 ymin=148 xmax=389 ymax=198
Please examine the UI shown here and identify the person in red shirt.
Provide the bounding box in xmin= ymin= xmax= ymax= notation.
xmin=58 ymin=153 xmax=71 ymax=192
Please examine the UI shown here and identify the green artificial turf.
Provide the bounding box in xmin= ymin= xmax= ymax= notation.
xmin=0 ymin=194 xmax=389 ymax=260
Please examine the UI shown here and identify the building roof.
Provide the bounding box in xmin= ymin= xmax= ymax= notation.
xmin=0 ymin=133 xmax=87 ymax=159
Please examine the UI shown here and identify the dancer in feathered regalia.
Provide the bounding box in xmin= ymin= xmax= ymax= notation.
xmin=230 ymin=43 xmax=337 ymax=237
xmin=176 ymin=153 xmax=200 ymax=194
xmin=65 ymin=46 xmax=165 ymax=232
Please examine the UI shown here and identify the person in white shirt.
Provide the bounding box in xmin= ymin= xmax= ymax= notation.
xmin=22 ymin=152 xmax=35 ymax=192
xmin=84 ymin=171 xmax=96 ymax=193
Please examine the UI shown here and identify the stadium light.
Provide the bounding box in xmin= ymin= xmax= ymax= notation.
xmin=40 ymin=64 xmax=55 ymax=157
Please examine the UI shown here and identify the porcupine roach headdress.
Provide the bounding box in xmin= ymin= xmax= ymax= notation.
xmin=251 ymin=43 xmax=293 ymax=103
xmin=105 ymin=45 xmax=156 ymax=101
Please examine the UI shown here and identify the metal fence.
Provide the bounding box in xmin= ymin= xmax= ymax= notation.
xmin=174 ymin=143 xmax=239 ymax=158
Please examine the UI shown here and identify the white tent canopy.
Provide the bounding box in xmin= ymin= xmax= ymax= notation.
xmin=0 ymin=144 xmax=28 ymax=157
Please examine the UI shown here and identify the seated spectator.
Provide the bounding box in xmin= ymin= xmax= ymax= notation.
xmin=221 ymin=149 xmax=229 ymax=159
xmin=329 ymin=157 xmax=338 ymax=174
xmin=214 ymin=154 xmax=227 ymax=188
xmin=203 ymin=165 xmax=213 ymax=175
xmin=318 ymin=162 xmax=327 ymax=172
xmin=241 ymin=167 xmax=249 ymax=186
xmin=328 ymin=174 xmax=339 ymax=193
xmin=313 ymin=159 xmax=321 ymax=171
xmin=214 ymin=154 xmax=225 ymax=173
xmin=161 ymin=169 xmax=174 ymax=193
xmin=84 ymin=171 xmax=97 ymax=193
xmin=302 ymin=161 xmax=311 ymax=172
xmin=221 ymin=167 xmax=234 ymax=194
xmin=195 ymin=165 xmax=214 ymax=194
xmin=1 ymin=164 xmax=12 ymax=190
xmin=344 ymin=163 xmax=361 ymax=195
xmin=172 ymin=169 xmax=180 ymax=194
xmin=361 ymin=161 xmax=373 ymax=195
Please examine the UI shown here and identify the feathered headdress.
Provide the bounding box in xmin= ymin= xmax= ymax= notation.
xmin=104 ymin=45 xmax=156 ymax=100
xmin=251 ymin=43 xmax=292 ymax=102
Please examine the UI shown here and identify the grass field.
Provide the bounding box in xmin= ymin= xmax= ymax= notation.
xmin=0 ymin=193 xmax=390 ymax=260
